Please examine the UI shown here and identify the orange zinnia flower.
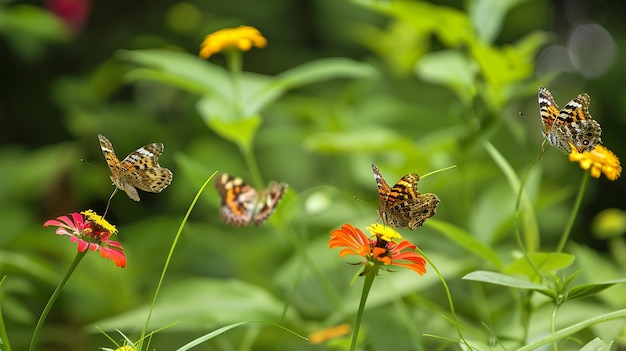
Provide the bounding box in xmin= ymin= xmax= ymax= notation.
xmin=568 ymin=144 xmax=621 ymax=181
xmin=199 ymin=25 xmax=267 ymax=59
xmin=329 ymin=223 xmax=426 ymax=275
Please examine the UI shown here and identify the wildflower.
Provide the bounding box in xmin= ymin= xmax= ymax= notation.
xmin=309 ymin=323 xmax=351 ymax=344
xmin=329 ymin=223 xmax=427 ymax=275
xmin=568 ymin=144 xmax=621 ymax=181
xmin=199 ymin=25 xmax=267 ymax=59
xmin=115 ymin=346 xmax=136 ymax=351
xmin=44 ymin=210 xmax=126 ymax=267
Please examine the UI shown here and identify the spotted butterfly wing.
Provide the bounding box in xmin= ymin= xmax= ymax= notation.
xmin=371 ymin=163 xmax=439 ymax=230
xmin=98 ymin=134 xmax=173 ymax=201
xmin=538 ymin=87 xmax=602 ymax=153
xmin=214 ymin=173 xmax=287 ymax=226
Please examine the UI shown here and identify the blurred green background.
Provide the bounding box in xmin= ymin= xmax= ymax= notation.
xmin=1 ymin=0 xmax=626 ymax=350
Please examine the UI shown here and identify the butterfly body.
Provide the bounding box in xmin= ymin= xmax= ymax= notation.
xmin=538 ymin=87 xmax=602 ymax=153
xmin=371 ymin=163 xmax=439 ymax=230
xmin=98 ymin=134 xmax=173 ymax=201
xmin=214 ymin=173 xmax=287 ymax=226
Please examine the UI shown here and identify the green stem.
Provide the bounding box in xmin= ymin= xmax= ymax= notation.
xmin=555 ymin=172 xmax=590 ymax=253
xmin=226 ymin=48 xmax=243 ymax=119
xmin=414 ymin=247 xmax=472 ymax=350
xmin=137 ymin=173 xmax=216 ymax=350
xmin=349 ymin=266 xmax=378 ymax=351
xmin=550 ymin=303 xmax=561 ymax=351
xmin=0 ymin=276 xmax=11 ymax=351
xmin=29 ymin=250 xmax=87 ymax=351
xmin=241 ymin=143 xmax=264 ymax=190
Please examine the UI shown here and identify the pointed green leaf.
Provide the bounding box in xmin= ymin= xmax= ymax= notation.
xmin=427 ymin=219 xmax=502 ymax=268
xmin=463 ymin=270 xmax=546 ymax=291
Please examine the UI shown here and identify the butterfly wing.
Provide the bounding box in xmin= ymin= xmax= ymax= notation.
xmin=371 ymin=163 xmax=392 ymax=207
xmin=538 ymin=87 xmax=560 ymax=136
xmin=252 ymin=181 xmax=288 ymax=225
xmin=120 ymin=142 xmax=173 ymax=193
xmin=214 ymin=173 xmax=257 ymax=226
xmin=99 ymin=134 xmax=141 ymax=201
xmin=538 ymin=87 xmax=602 ymax=153
xmin=554 ymin=93 xmax=602 ymax=152
xmin=407 ymin=193 xmax=440 ymax=229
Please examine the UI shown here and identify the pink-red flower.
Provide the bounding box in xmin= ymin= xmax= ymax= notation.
xmin=44 ymin=210 xmax=126 ymax=267
xmin=329 ymin=223 xmax=426 ymax=275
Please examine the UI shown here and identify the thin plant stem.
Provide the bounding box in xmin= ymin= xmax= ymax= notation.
xmin=137 ymin=172 xmax=217 ymax=350
xmin=555 ymin=172 xmax=591 ymax=253
xmin=550 ymin=303 xmax=561 ymax=351
xmin=414 ymin=247 xmax=472 ymax=350
xmin=0 ymin=276 xmax=11 ymax=351
xmin=29 ymin=250 xmax=87 ymax=351
xmin=349 ymin=266 xmax=378 ymax=351
xmin=226 ymin=48 xmax=243 ymax=118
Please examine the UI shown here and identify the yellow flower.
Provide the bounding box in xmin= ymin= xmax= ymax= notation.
xmin=81 ymin=209 xmax=117 ymax=235
xmin=568 ymin=144 xmax=621 ymax=181
xmin=199 ymin=25 xmax=267 ymax=59
xmin=115 ymin=346 xmax=136 ymax=351
xmin=366 ymin=223 xmax=403 ymax=242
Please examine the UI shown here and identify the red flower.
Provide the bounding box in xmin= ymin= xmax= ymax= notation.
xmin=44 ymin=210 xmax=126 ymax=268
xmin=329 ymin=224 xmax=426 ymax=275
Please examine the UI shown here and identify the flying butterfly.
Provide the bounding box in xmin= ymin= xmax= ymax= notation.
xmin=98 ymin=134 xmax=173 ymax=202
xmin=214 ymin=173 xmax=288 ymax=226
xmin=371 ymin=163 xmax=439 ymax=230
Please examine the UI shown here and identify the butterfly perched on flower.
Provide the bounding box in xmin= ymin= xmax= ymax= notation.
xmin=371 ymin=163 xmax=439 ymax=230
xmin=98 ymin=134 xmax=173 ymax=201
xmin=538 ymin=87 xmax=602 ymax=153
xmin=214 ymin=173 xmax=288 ymax=226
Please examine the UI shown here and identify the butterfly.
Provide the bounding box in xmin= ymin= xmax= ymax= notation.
xmin=214 ymin=173 xmax=288 ymax=226
xmin=98 ymin=134 xmax=173 ymax=201
xmin=538 ymin=87 xmax=602 ymax=153
xmin=371 ymin=163 xmax=439 ymax=230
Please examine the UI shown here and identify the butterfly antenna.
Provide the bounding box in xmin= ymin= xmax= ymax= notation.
xmin=103 ymin=188 xmax=118 ymax=219
xmin=421 ymin=164 xmax=457 ymax=178
xmin=80 ymin=158 xmax=105 ymax=171
xmin=518 ymin=111 xmax=524 ymax=118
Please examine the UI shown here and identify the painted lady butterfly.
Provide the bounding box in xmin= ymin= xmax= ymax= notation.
xmin=538 ymin=87 xmax=602 ymax=153
xmin=372 ymin=163 xmax=439 ymax=230
xmin=98 ymin=134 xmax=173 ymax=201
xmin=214 ymin=173 xmax=288 ymax=226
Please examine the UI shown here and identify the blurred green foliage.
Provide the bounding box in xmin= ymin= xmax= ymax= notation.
xmin=1 ymin=0 xmax=626 ymax=350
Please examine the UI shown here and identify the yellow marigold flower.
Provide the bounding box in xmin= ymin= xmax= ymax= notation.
xmin=309 ymin=323 xmax=351 ymax=344
xmin=199 ymin=25 xmax=267 ymax=59
xmin=81 ymin=209 xmax=117 ymax=235
xmin=568 ymin=144 xmax=621 ymax=181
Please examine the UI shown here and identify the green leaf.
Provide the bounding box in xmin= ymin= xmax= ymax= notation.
xmin=247 ymin=58 xmax=378 ymax=114
xmin=0 ymin=4 xmax=69 ymax=41
xmin=514 ymin=309 xmax=626 ymax=351
xmin=504 ymin=252 xmax=575 ymax=281
xmin=427 ymin=219 xmax=502 ymax=268
xmin=468 ymin=0 xmax=529 ymax=44
xmin=567 ymin=278 xmax=626 ymax=302
xmin=464 ymin=270 xmax=546 ymax=290
xmin=484 ymin=141 xmax=540 ymax=252
xmin=177 ymin=321 xmax=307 ymax=351
xmin=91 ymin=278 xmax=299 ymax=332
xmin=415 ymin=50 xmax=478 ymax=105
xmin=198 ymin=95 xmax=262 ymax=149
xmin=119 ymin=49 xmax=231 ymax=97
xmin=579 ymin=337 xmax=613 ymax=351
